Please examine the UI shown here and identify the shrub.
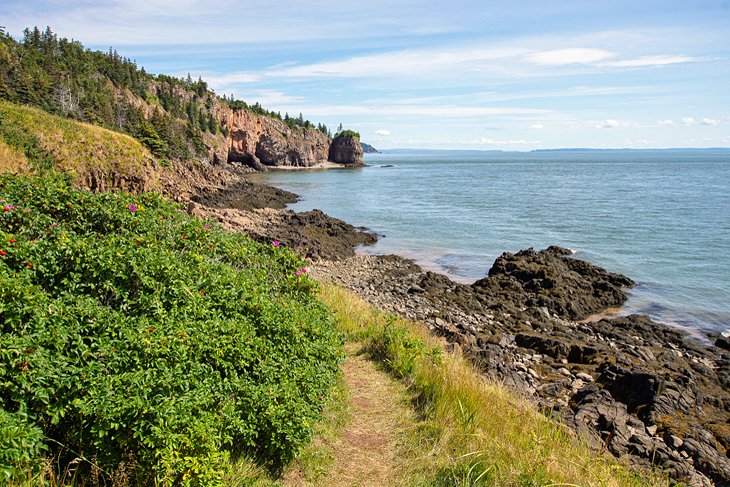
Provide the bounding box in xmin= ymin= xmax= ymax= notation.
xmin=0 ymin=176 xmax=343 ymax=485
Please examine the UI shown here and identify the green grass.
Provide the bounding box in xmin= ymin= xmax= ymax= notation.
xmin=319 ymin=283 xmax=668 ymax=487
xmin=0 ymin=100 xmax=160 ymax=188
xmin=0 ymin=175 xmax=343 ymax=486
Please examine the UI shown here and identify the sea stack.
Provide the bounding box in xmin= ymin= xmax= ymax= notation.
xmin=328 ymin=132 xmax=365 ymax=165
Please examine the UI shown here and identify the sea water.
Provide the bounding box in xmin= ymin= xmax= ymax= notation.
xmin=251 ymin=150 xmax=730 ymax=336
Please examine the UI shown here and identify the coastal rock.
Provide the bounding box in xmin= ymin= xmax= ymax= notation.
xmin=328 ymin=134 xmax=364 ymax=165
xmin=473 ymin=246 xmax=635 ymax=321
xmin=223 ymin=109 xmax=331 ymax=168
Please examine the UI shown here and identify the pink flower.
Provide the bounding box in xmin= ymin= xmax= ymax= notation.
xmin=3 ymin=205 xmax=14 ymax=211
xmin=301 ymin=267 xmax=307 ymax=273
xmin=203 ymin=225 xmax=211 ymax=230
xmin=128 ymin=204 xmax=138 ymax=211
xmin=295 ymin=270 xmax=302 ymax=276
xmin=272 ymin=241 xmax=280 ymax=247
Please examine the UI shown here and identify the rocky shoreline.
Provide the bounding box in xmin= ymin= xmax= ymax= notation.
xmin=313 ymin=251 xmax=730 ymax=486
xmin=176 ymin=163 xmax=729 ymax=486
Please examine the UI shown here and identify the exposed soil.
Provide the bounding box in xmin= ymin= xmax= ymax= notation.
xmin=284 ymin=343 xmax=415 ymax=487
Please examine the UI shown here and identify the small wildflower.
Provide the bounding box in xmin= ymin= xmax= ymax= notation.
xmin=128 ymin=204 xmax=138 ymax=211
xmin=301 ymin=267 xmax=308 ymax=273
xmin=148 ymin=328 xmax=154 ymax=333
xmin=0 ymin=251 xmax=5 ymax=256
xmin=9 ymin=239 xmax=15 ymax=244
xmin=199 ymin=291 xmax=205 ymax=295
xmin=203 ymin=225 xmax=211 ymax=230
xmin=272 ymin=240 xmax=280 ymax=247
xmin=3 ymin=205 xmax=14 ymax=211
xmin=295 ymin=270 xmax=302 ymax=276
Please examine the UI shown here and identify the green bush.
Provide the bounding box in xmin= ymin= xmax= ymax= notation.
xmin=0 ymin=176 xmax=343 ymax=485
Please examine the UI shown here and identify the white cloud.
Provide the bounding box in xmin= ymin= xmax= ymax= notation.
xmin=529 ymin=122 xmax=544 ymax=129
xmin=657 ymin=119 xmax=675 ymax=126
xmin=702 ymin=118 xmax=720 ymax=126
xmin=200 ymin=72 xmax=261 ymax=86
xmin=267 ymin=46 xmax=528 ymax=79
xmin=527 ymin=48 xmax=615 ymax=66
xmin=374 ymin=129 xmax=391 ymax=136
xmin=682 ymin=117 xmax=696 ymax=126
xmin=291 ymin=104 xmax=550 ymax=118
xmin=596 ymin=119 xmax=619 ymax=129
xmin=603 ymin=55 xmax=695 ymax=68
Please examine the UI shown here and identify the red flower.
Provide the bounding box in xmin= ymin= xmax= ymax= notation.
xmin=0 ymin=251 xmax=5 ymax=256
xmin=8 ymin=239 xmax=15 ymax=244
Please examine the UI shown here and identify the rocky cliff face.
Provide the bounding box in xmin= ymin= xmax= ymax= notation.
xmin=328 ymin=135 xmax=364 ymax=165
xmin=217 ymin=108 xmax=331 ymax=169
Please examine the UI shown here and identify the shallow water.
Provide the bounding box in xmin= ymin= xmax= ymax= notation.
xmin=252 ymin=150 xmax=730 ymax=335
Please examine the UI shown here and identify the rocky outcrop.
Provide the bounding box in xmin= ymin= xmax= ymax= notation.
xmin=328 ymin=134 xmax=364 ymax=165
xmin=313 ymin=249 xmax=730 ymax=486
xmin=474 ymin=246 xmax=635 ymax=321
xmin=218 ymin=108 xmax=331 ymax=169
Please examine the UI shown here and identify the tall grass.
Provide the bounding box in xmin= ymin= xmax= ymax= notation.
xmin=0 ymin=139 xmax=29 ymax=174
xmin=0 ymin=100 xmax=160 ymax=187
xmin=319 ymin=283 xmax=666 ymax=486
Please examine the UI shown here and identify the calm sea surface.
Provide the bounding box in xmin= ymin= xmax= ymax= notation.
xmin=251 ymin=151 xmax=730 ymax=336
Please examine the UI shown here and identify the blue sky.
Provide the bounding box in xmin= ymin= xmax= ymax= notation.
xmin=3 ymin=1 xmax=730 ymax=150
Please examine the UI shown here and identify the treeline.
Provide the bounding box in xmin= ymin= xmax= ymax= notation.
xmin=0 ymin=26 xmax=330 ymax=162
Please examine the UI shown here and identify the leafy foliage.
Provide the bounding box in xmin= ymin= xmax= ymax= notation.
xmin=0 ymin=176 xmax=343 ymax=485
xmin=333 ymin=130 xmax=361 ymax=140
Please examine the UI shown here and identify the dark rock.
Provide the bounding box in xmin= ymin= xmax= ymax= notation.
xmin=328 ymin=135 xmax=364 ymax=165
xmin=515 ymin=334 xmax=569 ymax=359
xmin=568 ymin=344 xmax=601 ymax=364
xmin=473 ymin=246 xmax=635 ymax=321
xmin=599 ymin=365 xmax=662 ymax=420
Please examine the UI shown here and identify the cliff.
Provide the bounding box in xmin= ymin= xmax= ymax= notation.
xmin=214 ymin=106 xmax=332 ymax=169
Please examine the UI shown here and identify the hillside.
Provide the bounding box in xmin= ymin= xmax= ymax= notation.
xmin=0 ymin=27 xmax=362 ymax=169
xmin=0 ymin=99 xmax=161 ymax=191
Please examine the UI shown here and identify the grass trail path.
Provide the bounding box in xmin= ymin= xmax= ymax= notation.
xmin=283 ymin=343 xmax=417 ymax=487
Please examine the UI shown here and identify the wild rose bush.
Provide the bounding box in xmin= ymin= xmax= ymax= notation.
xmin=0 ymin=175 xmax=342 ymax=485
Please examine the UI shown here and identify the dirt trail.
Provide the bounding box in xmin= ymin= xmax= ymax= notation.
xmin=284 ymin=344 xmax=416 ymax=487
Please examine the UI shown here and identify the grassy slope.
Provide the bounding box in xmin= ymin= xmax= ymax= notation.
xmin=316 ymin=284 xmax=666 ymax=486
xmin=0 ymin=139 xmax=29 ymax=174
xmin=0 ymin=100 xmax=160 ymax=190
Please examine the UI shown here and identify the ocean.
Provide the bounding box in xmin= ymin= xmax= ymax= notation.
xmin=251 ymin=150 xmax=730 ymax=337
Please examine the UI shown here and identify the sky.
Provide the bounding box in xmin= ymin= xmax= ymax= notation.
xmin=3 ymin=1 xmax=730 ymax=150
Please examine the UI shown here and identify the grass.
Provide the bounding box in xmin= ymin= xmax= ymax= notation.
xmin=318 ymin=283 xmax=668 ymax=486
xmin=0 ymin=139 xmax=29 ymax=174
xmin=0 ymin=100 xmax=161 ymax=189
